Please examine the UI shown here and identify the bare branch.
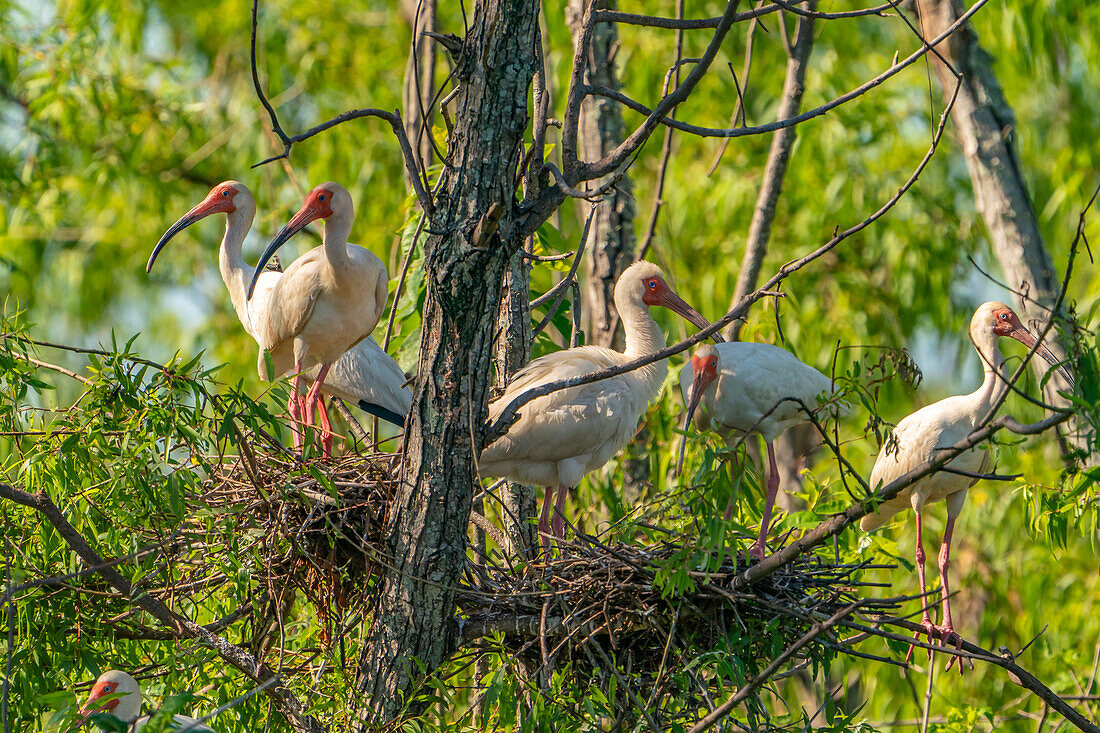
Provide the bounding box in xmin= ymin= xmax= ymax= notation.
xmin=594 ymin=0 xmax=901 ymax=29
xmin=879 ymin=617 xmax=1100 ymax=733
xmin=724 ymin=1 xmax=816 ymax=340
xmin=585 ymin=0 xmax=989 ymax=145
xmin=486 ymin=82 xmax=957 ymax=445
xmin=0 ymin=481 xmax=328 ymax=733
xmin=581 ymin=0 xmax=748 ymax=181
xmin=636 ymin=0 xmax=686 ymax=263
xmin=529 ymin=207 xmax=594 ymax=337
xmin=248 ymin=0 xmax=433 ymax=214
xmin=687 ymin=603 xmax=860 ymax=732
xmin=730 ymin=411 xmax=1072 ymax=592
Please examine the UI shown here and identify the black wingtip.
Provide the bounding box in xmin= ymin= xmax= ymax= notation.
xmin=356 ymin=400 xmax=407 ymax=427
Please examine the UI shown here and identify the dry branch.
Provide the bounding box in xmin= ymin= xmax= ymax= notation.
xmin=0 ymin=480 xmax=328 ymax=733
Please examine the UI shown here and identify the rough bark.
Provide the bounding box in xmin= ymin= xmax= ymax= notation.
xmin=915 ymin=0 xmax=1078 ymax=438
xmin=494 ymin=250 xmax=537 ymax=555
xmin=401 ymin=0 xmax=437 ymax=180
xmin=566 ymin=0 xmax=636 ymax=351
xmin=357 ymin=0 xmax=540 ymax=723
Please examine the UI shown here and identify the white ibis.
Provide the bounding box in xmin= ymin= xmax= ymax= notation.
xmin=861 ymin=301 xmax=1069 ymax=668
xmin=480 ymin=261 xmax=711 ymax=551
xmin=679 ymin=342 xmax=841 ymax=561
xmin=147 ymin=181 xmax=411 ymax=445
xmin=80 ymin=669 xmax=214 ymax=731
xmin=245 ymin=182 xmax=391 ymax=455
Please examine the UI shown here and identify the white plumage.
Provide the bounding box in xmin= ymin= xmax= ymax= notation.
xmin=861 ymin=301 xmax=1067 ymax=663
xmin=247 ymin=183 xmax=393 ymax=455
xmin=480 ymin=261 xmax=712 ymax=550
xmin=80 ymin=669 xmax=214 ymax=732
xmin=679 ymin=341 xmax=840 ymax=560
xmin=147 ymin=182 xmax=411 ymax=432
xmin=679 ymin=342 xmax=834 ymax=441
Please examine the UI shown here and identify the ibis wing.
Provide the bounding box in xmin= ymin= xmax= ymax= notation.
xmin=861 ymin=399 xmax=987 ymax=531
xmin=321 ymin=336 xmax=412 ymax=419
xmin=256 ymin=257 xmax=325 ymax=353
xmin=485 ymin=347 xmax=639 ymax=464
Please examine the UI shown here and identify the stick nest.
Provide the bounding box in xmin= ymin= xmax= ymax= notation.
xmin=173 ymin=441 xmax=897 ymax=709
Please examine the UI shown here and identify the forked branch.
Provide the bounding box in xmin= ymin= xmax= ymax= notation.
xmin=0 ymin=481 xmax=328 ymax=733
xmin=248 ymin=0 xmax=432 ymax=213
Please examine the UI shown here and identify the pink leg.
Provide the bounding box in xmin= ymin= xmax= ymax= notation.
xmin=538 ymin=487 xmax=555 ymax=554
xmin=749 ymin=441 xmax=781 ymax=561
xmin=303 ymin=363 xmax=332 ymax=455
xmin=723 ymin=449 xmax=743 ymax=521
xmin=906 ymin=509 xmax=934 ymax=664
xmin=316 ymin=398 xmax=334 ymax=457
xmin=550 ymin=484 xmax=569 ymax=541
xmin=938 ymin=515 xmax=967 ymax=672
xmin=288 ymin=364 xmax=307 ymax=452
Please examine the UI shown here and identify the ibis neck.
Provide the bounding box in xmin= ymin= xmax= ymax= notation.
xmin=116 ymin=690 xmax=142 ymax=723
xmin=966 ymin=331 xmax=1008 ymax=422
xmin=218 ymin=208 xmax=256 ymax=320
xmin=620 ymin=299 xmax=669 ymax=388
xmin=321 ymin=208 xmax=354 ymax=268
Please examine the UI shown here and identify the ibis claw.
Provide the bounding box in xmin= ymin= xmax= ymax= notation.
xmin=906 ymin=618 xmax=970 ymax=673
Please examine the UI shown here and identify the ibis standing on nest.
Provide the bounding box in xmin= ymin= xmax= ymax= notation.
xmin=679 ymin=341 xmax=842 ymax=560
xmin=80 ymin=669 xmax=215 ymax=731
xmin=246 ymin=182 xmax=391 ymax=456
xmin=147 ymin=181 xmax=411 ymax=442
xmin=480 ymin=261 xmax=712 ymax=552
xmin=862 ymin=301 xmax=1070 ymax=668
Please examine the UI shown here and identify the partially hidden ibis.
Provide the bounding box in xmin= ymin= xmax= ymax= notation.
xmin=147 ymin=181 xmax=411 ymax=448
xmin=80 ymin=669 xmax=215 ymax=732
xmin=679 ymin=341 xmax=843 ymax=560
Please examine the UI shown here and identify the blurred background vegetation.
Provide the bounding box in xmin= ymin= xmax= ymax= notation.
xmin=2 ymin=0 xmax=1099 ymax=730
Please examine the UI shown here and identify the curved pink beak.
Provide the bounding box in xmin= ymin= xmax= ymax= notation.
xmin=1005 ymin=324 xmax=1074 ymax=388
xmin=676 ymin=358 xmax=718 ymax=476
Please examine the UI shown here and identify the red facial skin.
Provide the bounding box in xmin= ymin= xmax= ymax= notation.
xmin=247 ymin=187 xmax=337 ymax=300
xmin=639 ymin=275 xmax=713 ymax=333
xmin=990 ymin=306 xmax=1022 ymax=337
xmin=79 ymin=680 xmax=121 ymax=717
xmin=986 ymin=305 xmax=1072 ymax=387
xmin=146 ymin=183 xmax=241 ymax=273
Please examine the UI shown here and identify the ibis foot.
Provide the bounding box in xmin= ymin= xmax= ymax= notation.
xmin=905 ymin=618 xmax=970 ymax=673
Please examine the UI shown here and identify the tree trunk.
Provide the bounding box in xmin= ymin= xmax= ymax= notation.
xmin=724 ymin=5 xmax=816 ymax=341
xmin=401 ymin=0 xmax=437 ymax=179
xmin=566 ymin=0 xmax=636 ymax=352
xmin=495 ymin=250 xmax=537 ymax=555
xmin=915 ymin=0 xmax=1079 ymax=443
xmin=357 ymin=0 xmax=540 ymax=723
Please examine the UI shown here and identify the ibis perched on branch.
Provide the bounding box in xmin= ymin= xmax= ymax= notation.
xmin=80 ymin=669 xmax=215 ymax=731
xmin=148 ymin=181 xmax=410 ymax=450
xmin=244 ymin=182 xmax=392 ymax=455
xmin=480 ymin=261 xmax=711 ymax=552
xmin=679 ymin=341 xmax=842 ymax=561
xmin=862 ymin=301 xmax=1069 ymax=669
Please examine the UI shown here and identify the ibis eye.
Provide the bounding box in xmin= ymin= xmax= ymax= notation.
xmin=318 ymin=194 xmax=326 ymax=201
xmin=104 ymin=685 xmax=112 ymax=692
xmin=221 ymin=190 xmax=229 ymax=197
xmin=999 ymin=313 xmax=1008 ymax=320
xmin=647 ymin=281 xmax=656 ymax=288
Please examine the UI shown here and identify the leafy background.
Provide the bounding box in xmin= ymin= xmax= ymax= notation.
xmin=2 ymin=0 xmax=1099 ymax=730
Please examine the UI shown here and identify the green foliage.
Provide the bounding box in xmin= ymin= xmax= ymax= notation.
xmin=4 ymin=0 xmax=1100 ymax=731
